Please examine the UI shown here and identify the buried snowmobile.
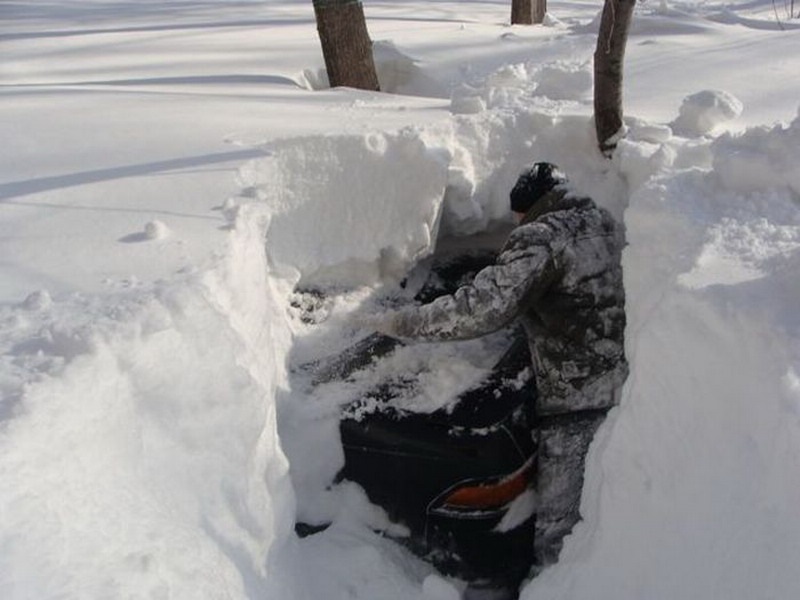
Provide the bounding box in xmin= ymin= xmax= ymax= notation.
xmin=299 ymin=251 xmax=607 ymax=594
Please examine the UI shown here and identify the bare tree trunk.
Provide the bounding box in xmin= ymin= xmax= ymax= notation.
xmin=593 ymin=0 xmax=636 ymax=154
xmin=511 ymin=0 xmax=547 ymax=24
xmin=313 ymin=0 xmax=380 ymax=91
xmin=511 ymin=0 xmax=533 ymax=24
xmin=533 ymin=0 xmax=547 ymax=24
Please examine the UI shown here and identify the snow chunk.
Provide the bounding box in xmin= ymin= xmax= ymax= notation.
xmin=121 ymin=220 xmax=171 ymax=243
xmin=21 ymin=290 xmax=52 ymax=311
xmin=671 ymin=90 xmax=743 ymax=136
xmin=144 ymin=220 xmax=170 ymax=240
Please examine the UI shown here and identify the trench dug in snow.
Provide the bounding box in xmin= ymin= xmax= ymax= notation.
xmin=226 ymin=111 xmax=636 ymax=598
xmin=238 ymin=104 xmax=800 ymax=599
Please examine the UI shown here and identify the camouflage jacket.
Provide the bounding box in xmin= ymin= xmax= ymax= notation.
xmin=390 ymin=189 xmax=628 ymax=415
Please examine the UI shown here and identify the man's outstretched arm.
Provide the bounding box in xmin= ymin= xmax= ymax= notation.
xmin=384 ymin=223 xmax=560 ymax=341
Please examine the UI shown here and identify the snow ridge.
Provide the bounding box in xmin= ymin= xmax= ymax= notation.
xmin=0 ymin=210 xmax=296 ymax=598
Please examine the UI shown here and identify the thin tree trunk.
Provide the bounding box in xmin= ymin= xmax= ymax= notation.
xmin=511 ymin=0 xmax=547 ymax=24
xmin=593 ymin=0 xmax=636 ymax=154
xmin=313 ymin=0 xmax=380 ymax=91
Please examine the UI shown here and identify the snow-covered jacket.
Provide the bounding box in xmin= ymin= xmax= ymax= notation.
xmin=389 ymin=189 xmax=628 ymax=415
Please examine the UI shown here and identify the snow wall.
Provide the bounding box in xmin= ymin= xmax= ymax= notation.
xmin=0 ymin=212 xmax=296 ymax=598
xmin=526 ymin=111 xmax=800 ymax=599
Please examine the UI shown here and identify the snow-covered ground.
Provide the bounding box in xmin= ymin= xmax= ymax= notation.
xmin=2 ymin=1 xmax=799 ymax=598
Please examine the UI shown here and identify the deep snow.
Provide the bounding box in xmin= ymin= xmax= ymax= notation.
xmin=2 ymin=1 xmax=800 ymax=599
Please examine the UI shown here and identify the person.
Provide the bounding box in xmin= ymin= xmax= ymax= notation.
xmin=368 ymin=162 xmax=628 ymax=565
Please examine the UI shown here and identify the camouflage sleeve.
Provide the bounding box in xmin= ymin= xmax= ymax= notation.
xmin=389 ymin=222 xmax=560 ymax=341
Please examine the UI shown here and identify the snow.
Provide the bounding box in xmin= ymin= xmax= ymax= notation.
xmin=242 ymin=129 xmax=450 ymax=287
xmin=671 ymin=89 xmax=744 ymax=136
xmin=2 ymin=1 xmax=800 ymax=599
xmin=422 ymin=574 xmax=462 ymax=600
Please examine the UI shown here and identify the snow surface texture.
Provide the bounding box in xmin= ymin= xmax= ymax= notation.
xmin=2 ymin=1 xmax=800 ymax=599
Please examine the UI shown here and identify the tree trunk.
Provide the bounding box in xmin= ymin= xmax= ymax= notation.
xmin=533 ymin=0 xmax=547 ymax=24
xmin=511 ymin=0 xmax=547 ymax=24
xmin=511 ymin=0 xmax=532 ymax=24
xmin=593 ymin=0 xmax=636 ymax=154
xmin=313 ymin=0 xmax=380 ymax=91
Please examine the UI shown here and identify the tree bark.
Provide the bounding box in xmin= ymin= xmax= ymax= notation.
xmin=593 ymin=0 xmax=636 ymax=154
xmin=533 ymin=0 xmax=547 ymax=24
xmin=511 ymin=0 xmax=532 ymax=24
xmin=511 ymin=0 xmax=547 ymax=24
xmin=313 ymin=0 xmax=380 ymax=91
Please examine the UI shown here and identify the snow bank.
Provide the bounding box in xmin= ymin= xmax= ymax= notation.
xmin=0 ymin=211 xmax=296 ymax=598
xmin=238 ymin=130 xmax=451 ymax=287
xmin=523 ymin=111 xmax=800 ymax=600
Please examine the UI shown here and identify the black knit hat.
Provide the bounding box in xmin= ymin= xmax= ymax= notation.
xmin=509 ymin=162 xmax=566 ymax=214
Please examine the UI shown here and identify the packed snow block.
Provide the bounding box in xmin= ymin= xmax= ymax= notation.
xmin=242 ymin=130 xmax=450 ymax=287
xmin=143 ymin=220 xmax=170 ymax=240
xmin=671 ymin=89 xmax=743 ymax=137
xmin=21 ymin=290 xmax=52 ymax=311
